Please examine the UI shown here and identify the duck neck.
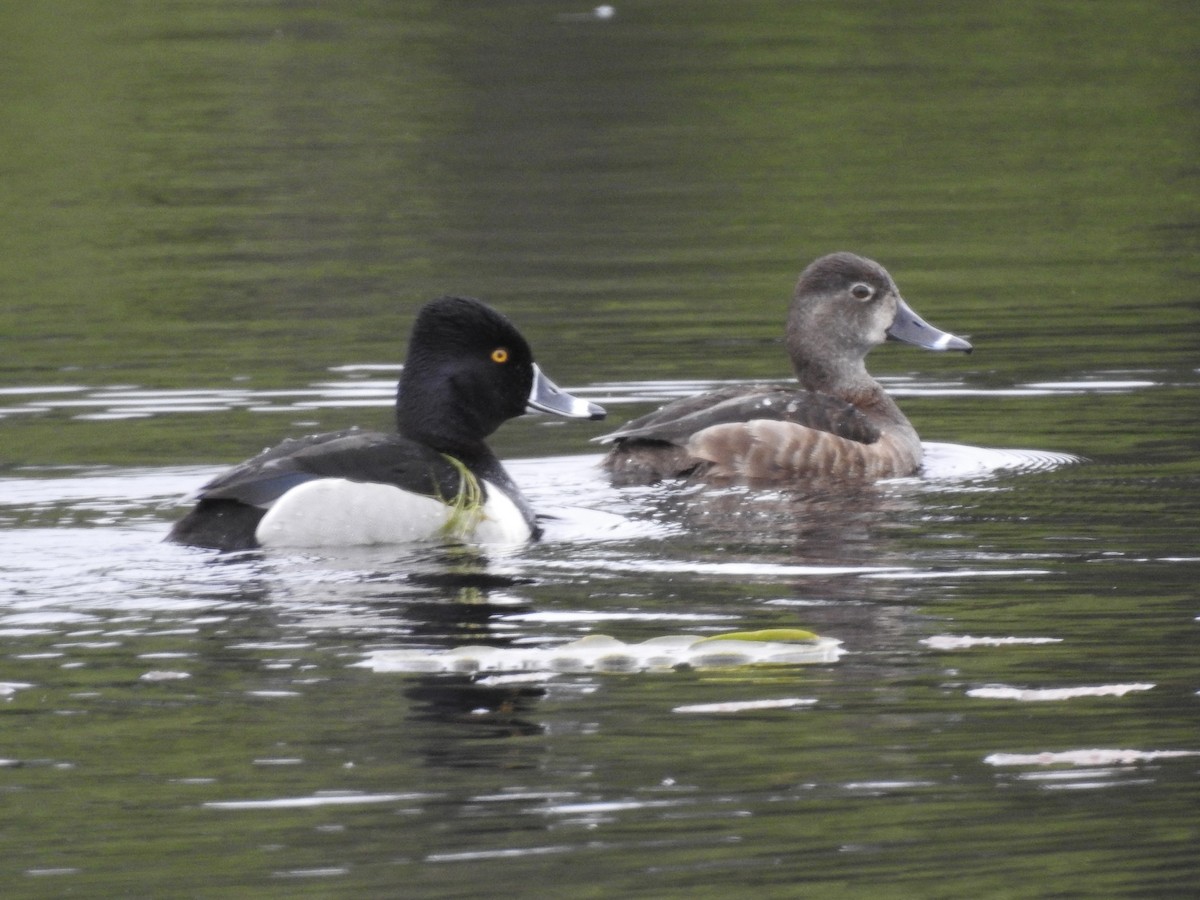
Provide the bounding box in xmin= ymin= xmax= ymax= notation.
xmin=399 ymin=413 xmax=496 ymax=470
xmin=793 ymin=357 xmax=915 ymax=434
xmin=395 ymin=367 xmax=506 ymax=464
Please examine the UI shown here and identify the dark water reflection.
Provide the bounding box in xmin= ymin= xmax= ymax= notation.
xmin=3 ymin=1 xmax=1200 ymax=897
xmin=4 ymin=421 xmax=1197 ymax=893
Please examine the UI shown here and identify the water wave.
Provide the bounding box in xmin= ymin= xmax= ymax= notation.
xmin=0 ymin=370 xmax=1181 ymax=422
xmin=921 ymin=441 xmax=1083 ymax=480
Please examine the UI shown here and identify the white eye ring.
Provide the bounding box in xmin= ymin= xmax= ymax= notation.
xmin=850 ymin=282 xmax=874 ymax=301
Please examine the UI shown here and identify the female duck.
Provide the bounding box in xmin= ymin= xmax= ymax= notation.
xmin=169 ymin=296 xmax=605 ymax=550
xmin=599 ymin=252 xmax=971 ymax=484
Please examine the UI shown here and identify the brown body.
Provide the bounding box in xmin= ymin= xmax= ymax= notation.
xmin=599 ymin=253 xmax=971 ymax=485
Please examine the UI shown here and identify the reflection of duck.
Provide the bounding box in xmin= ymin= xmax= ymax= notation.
xmin=169 ymin=297 xmax=604 ymax=550
xmin=599 ymin=253 xmax=972 ymax=484
xmin=406 ymin=679 xmax=547 ymax=741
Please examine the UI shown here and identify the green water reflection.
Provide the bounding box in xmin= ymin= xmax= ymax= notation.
xmin=1 ymin=1 xmax=1199 ymax=897
xmin=3 ymin=1 xmax=1196 ymax=400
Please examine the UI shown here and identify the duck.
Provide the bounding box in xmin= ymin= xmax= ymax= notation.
xmin=168 ymin=295 xmax=605 ymax=550
xmin=598 ymin=252 xmax=971 ymax=485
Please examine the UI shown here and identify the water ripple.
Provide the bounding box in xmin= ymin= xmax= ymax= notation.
xmin=985 ymin=749 xmax=1200 ymax=767
xmin=967 ymin=683 xmax=1154 ymax=701
xmin=0 ymin=369 xmax=1186 ymax=422
xmin=205 ymin=791 xmax=433 ymax=810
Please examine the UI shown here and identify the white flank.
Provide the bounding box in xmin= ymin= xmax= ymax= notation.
xmin=255 ymin=478 xmax=531 ymax=546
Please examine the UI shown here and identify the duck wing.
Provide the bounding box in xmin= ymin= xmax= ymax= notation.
xmin=197 ymin=430 xmax=465 ymax=509
xmin=599 ymin=387 xmax=881 ymax=447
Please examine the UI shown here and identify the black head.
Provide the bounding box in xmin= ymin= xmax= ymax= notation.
xmin=396 ymin=296 xmax=537 ymax=454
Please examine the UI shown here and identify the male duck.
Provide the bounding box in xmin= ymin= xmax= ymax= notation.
xmin=599 ymin=252 xmax=971 ymax=484
xmin=169 ymin=296 xmax=605 ymax=550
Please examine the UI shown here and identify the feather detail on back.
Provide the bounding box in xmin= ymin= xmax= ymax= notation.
xmin=687 ymin=420 xmax=922 ymax=483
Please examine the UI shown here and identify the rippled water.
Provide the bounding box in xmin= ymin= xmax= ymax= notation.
xmin=4 ymin=369 xmax=1197 ymax=894
xmin=3 ymin=1 xmax=1199 ymax=896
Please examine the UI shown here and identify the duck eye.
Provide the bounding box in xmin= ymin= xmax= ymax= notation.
xmin=850 ymin=283 xmax=874 ymax=301
xmin=490 ymin=347 xmax=509 ymax=364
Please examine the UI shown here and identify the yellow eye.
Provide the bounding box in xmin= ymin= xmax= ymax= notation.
xmin=491 ymin=347 xmax=509 ymax=364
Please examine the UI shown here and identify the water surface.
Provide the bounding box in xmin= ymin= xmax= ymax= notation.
xmin=2 ymin=2 xmax=1198 ymax=897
